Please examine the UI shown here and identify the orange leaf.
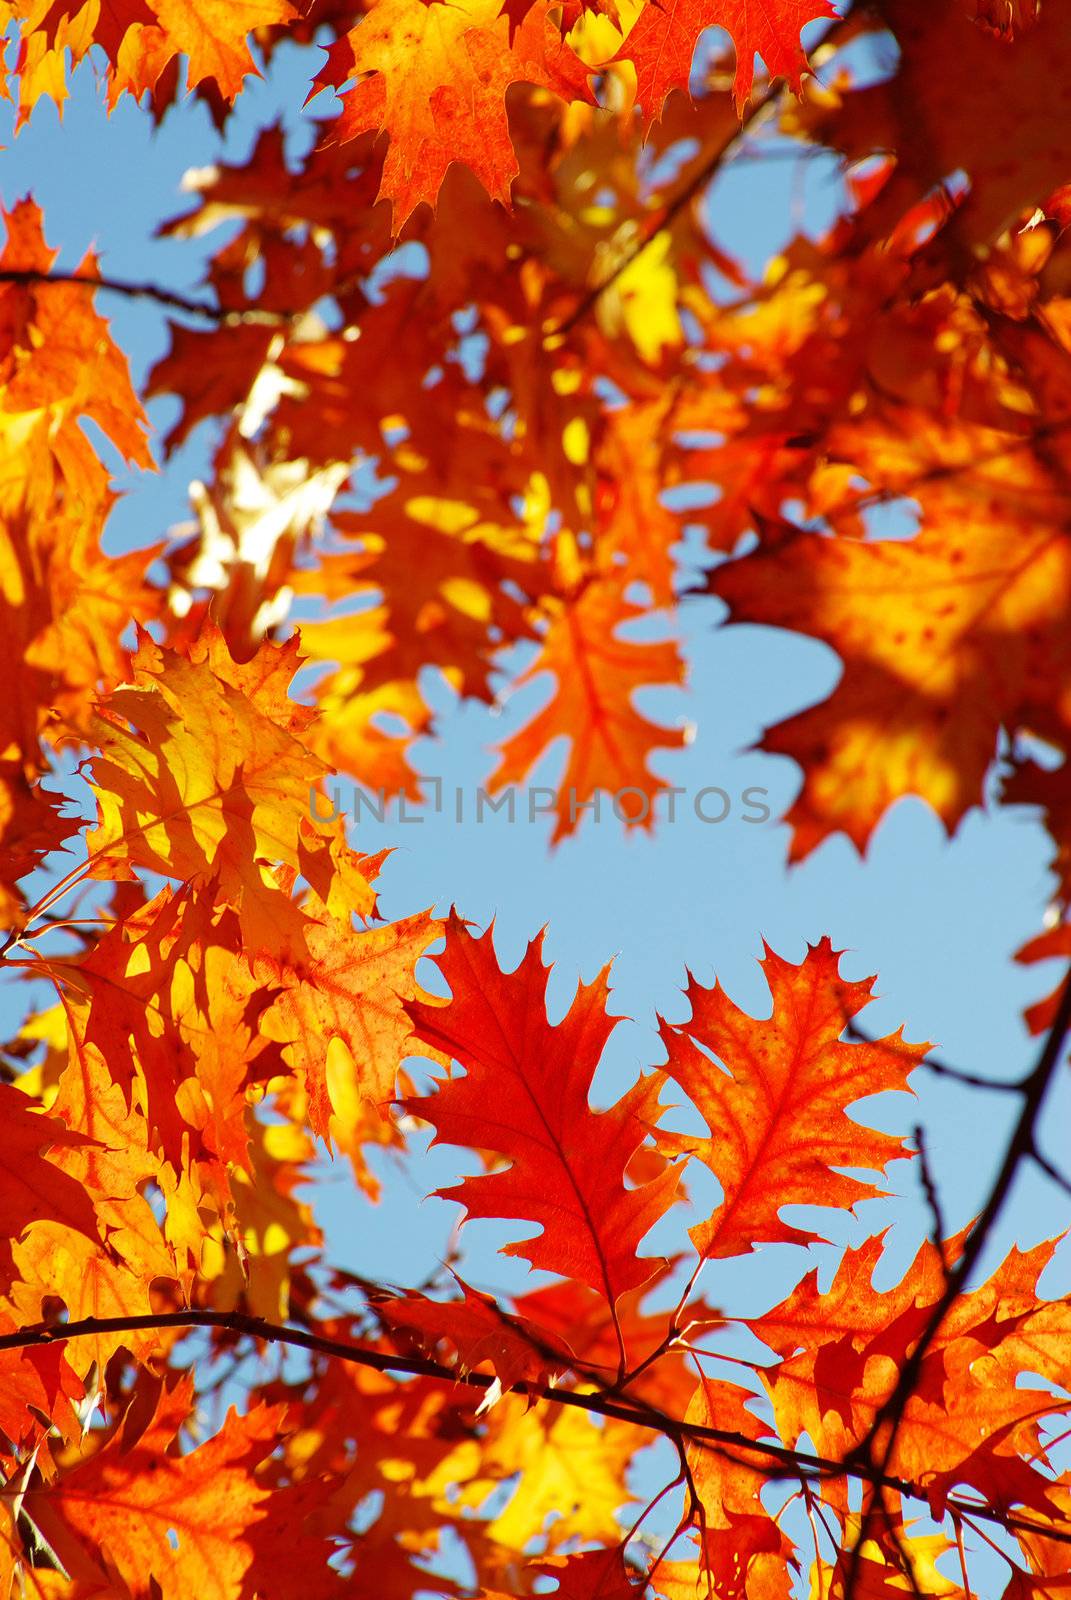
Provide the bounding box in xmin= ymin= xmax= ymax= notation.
xmin=254 ymin=896 xmax=444 ymax=1135
xmin=485 ymin=1549 xmax=643 ymax=1600
xmin=714 ymin=512 xmax=1071 ymax=861
xmin=0 ymin=766 xmax=78 ymax=933
xmin=69 ymin=886 xmax=277 ymax=1175
xmin=752 ymin=1233 xmax=1065 ymax=1518
xmin=619 ymin=0 xmax=837 ymax=120
xmin=377 ymin=1274 xmax=575 ymax=1394
xmin=0 ymin=199 xmax=153 ymax=475
xmin=0 ymin=1084 xmax=100 ymax=1245
xmin=5 ymin=1048 xmax=184 ymax=1373
xmin=490 ymin=578 xmax=686 ymax=845
xmin=682 ymin=1376 xmax=793 ymax=1600
xmin=1015 ymin=920 xmax=1071 ymax=1036
xmin=802 ymin=0 xmax=1071 ymax=251
xmin=513 ymin=1268 xmax=719 ymax=1409
xmin=85 ymin=627 xmax=330 ymax=944
xmin=660 ymin=939 xmax=925 ymax=1260
xmin=0 ymin=1318 xmax=82 ymax=1454
xmin=323 ymin=0 xmax=592 ymax=226
xmin=6 ymin=0 xmax=298 ymax=122
xmin=24 ymin=1376 xmax=339 ymax=1600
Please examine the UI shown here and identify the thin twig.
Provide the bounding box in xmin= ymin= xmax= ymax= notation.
xmin=952 ymin=1514 xmax=975 ymax=1600
xmin=803 ymin=1482 xmax=827 ymax=1600
xmin=912 ymin=1124 xmax=949 ymax=1273
xmin=0 ymin=268 xmax=293 ymax=326
xmin=1031 ymin=1147 xmax=1071 ymax=1199
xmin=959 ymin=1514 xmax=1020 ymax=1572
xmin=883 ymin=1504 xmax=926 ymax=1600
xmin=843 ymin=1017 xmax=1025 ymax=1094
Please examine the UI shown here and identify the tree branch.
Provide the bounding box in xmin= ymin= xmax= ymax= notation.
xmin=0 ymin=268 xmax=293 ymax=326
xmin=843 ymin=1015 xmax=1027 ymax=1094
xmin=2 ymin=1308 xmax=1069 ymax=1551
xmin=551 ymin=13 xmax=850 ymax=337
xmin=843 ymin=958 xmax=1071 ymax=1591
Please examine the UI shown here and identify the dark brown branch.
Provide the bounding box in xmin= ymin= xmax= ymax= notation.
xmin=0 ymin=268 xmax=293 ymax=326
xmin=1 ymin=1308 xmax=1069 ymax=1550
xmin=551 ymin=14 xmax=849 ymax=337
xmin=1031 ymin=1146 xmax=1071 ymax=1198
xmin=912 ymin=1124 xmax=950 ymax=1273
xmin=844 ymin=1016 xmax=1026 ymax=1094
xmin=844 ymin=959 xmax=1071 ymax=1588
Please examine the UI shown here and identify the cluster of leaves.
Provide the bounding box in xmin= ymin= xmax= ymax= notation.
xmin=2 ymin=0 xmax=1071 ymax=1596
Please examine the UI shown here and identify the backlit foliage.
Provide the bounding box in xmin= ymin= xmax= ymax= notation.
xmin=1 ymin=2 xmax=1071 ymax=1597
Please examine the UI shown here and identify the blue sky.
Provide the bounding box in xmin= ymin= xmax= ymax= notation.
xmin=3 ymin=29 xmax=1070 ymax=1582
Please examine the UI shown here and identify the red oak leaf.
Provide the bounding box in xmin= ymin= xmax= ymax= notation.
xmin=406 ymin=914 xmax=679 ymax=1315
xmin=619 ymin=0 xmax=837 ymax=120
xmin=659 ymin=939 xmax=925 ymax=1261
xmin=322 ymin=0 xmax=593 ymax=226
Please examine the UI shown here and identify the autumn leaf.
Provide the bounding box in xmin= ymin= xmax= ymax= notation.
xmin=0 ymin=199 xmax=153 ymax=476
xmin=4 ymin=1049 xmax=185 ymax=1374
xmin=315 ymin=491 xmax=545 ymax=702
xmin=660 ymin=939 xmax=925 ymax=1261
xmin=4 ymin=0 xmax=299 ymax=122
xmin=0 ymin=1083 xmax=101 ymax=1246
xmin=752 ymin=1232 xmax=1067 ymax=1517
xmin=796 ymin=0 xmax=1071 ymax=252
xmin=0 ymin=200 xmax=156 ymax=782
xmin=594 ymin=401 xmax=689 ymax=607
xmin=147 ymin=321 xmax=277 ymax=452
xmin=815 ymin=1521 xmax=962 ymax=1600
xmin=619 ymin=0 xmax=837 ymax=120
xmin=672 ymin=1374 xmax=793 ymax=1599
xmin=513 ymin=1269 xmax=720 ymax=1410
xmin=376 ymin=1273 xmax=575 ymax=1395
xmin=714 ymin=511 xmax=1071 ymax=861
xmin=254 ymin=894 xmax=445 ymax=1135
xmin=1015 ymin=920 xmax=1071 ymax=1036
xmin=0 ymin=1319 xmax=82 ymax=1456
xmin=444 ymin=1392 xmax=643 ymax=1549
xmin=62 ymin=885 xmax=278 ymax=1176
xmin=407 ymin=914 xmax=679 ymax=1321
xmin=84 ymin=627 xmax=333 ymax=942
xmin=321 ymin=0 xmax=593 ymax=225
xmin=146 ymin=0 xmax=299 ymax=98
xmin=195 ymin=1113 xmax=325 ymax=1322
xmin=1 ymin=3 xmax=1071 ymax=1594
xmin=23 ymin=1376 xmax=339 ymax=1600
xmin=485 ymin=1549 xmax=642 ymax=1600
xmin=490 ymin=577 xmax=687 ymax=844
xmin=1004 ymin=1486 xmax=1071 ymax=1600
xmin=0 ymin=767 xmax=78 ymax=932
